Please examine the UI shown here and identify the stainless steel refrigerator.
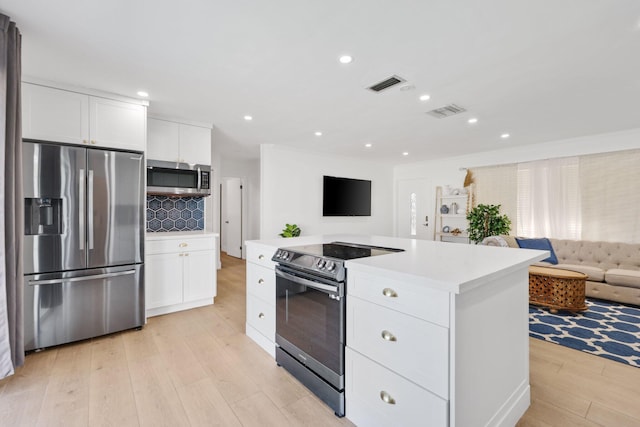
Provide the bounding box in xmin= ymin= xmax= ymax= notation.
xmin=23 ymin=141 xmax=145 ymax=351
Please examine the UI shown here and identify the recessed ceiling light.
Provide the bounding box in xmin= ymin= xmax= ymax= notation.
xmin=500 ymin=133 xmax=510 ymax=139
xmin=419 ymin=94 xmax=431 ymax=101
xmin=339 ymin=55 xmax=353 ymax=64
xmin=399 ymin=84 xmax=415 ymax=91
xmin=137 ymin=91 xmax=149 ymax=97
xmin=468 ymin=118 xmax=478 ymax=124
xmin=315 ymin=131 xmax=323 ymax=136
xmin=365 ymin=143 xmax=372 ymax=148
xmin=244 ymin=115 xmax=253 ymax=121
xmin=402 ymin=152 xmax=409 ymax=156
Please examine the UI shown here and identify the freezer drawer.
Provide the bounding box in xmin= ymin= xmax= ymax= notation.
xmin=24 ymin=264 xmax=144 ymax=351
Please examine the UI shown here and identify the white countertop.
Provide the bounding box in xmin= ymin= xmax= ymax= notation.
xmin=246 ymin=234 xmax=548 ymax=294
xmin=146 ymin=230 xmax=219 ymax=240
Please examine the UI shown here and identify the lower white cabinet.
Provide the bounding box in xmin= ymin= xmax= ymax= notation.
xmin=245 ymin=242 xmax=277 ymax=357
xmin=346 ymin=348 xmax=448 ymax=427
xmin=145 ymin=234 xmax=217 ymax=317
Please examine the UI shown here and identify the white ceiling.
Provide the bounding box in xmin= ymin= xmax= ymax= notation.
xmin=3 ymin=0 xmax=640 ymax=163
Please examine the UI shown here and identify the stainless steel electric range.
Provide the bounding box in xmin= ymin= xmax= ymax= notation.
xmin=271 ymin=241 xmax=404 ymax=417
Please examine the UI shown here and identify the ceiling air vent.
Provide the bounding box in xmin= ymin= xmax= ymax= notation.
xmin=426 ymin=104 xmax=467 ymax=119
xmin=367 ymin=75 xmax=406 ymax=92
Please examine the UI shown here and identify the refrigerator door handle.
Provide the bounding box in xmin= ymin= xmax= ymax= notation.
xmin=88 ymin=169 xmax=94 ymax=250
xmin=27 ymin=269 xmax=136 ymax=286
xmin=79 ymin=169 xmax=85 ymax=250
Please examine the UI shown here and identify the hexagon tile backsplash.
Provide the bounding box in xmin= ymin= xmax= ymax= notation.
xmin=147 ymin=196 xmax=205 ymax=232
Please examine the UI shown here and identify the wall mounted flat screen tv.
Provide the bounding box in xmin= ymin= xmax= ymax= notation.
xmin=323 ymin=175 xmax=371 ymax=216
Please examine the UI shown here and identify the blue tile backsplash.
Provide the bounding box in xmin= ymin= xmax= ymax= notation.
xmin=146 ymin=196 xmax=205 ymax=232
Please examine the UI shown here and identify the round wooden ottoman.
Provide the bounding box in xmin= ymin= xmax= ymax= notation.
xmin=528 ymin=266 xmax=588 ymax=313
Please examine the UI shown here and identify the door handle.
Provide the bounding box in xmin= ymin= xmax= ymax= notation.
xmin=79 ymin=169 xmax=85 ymax=250
xmin=423 ymin=215 xmax=429 ymax=226
xmin=28 ymin=269 xmax=136 ymax=286
xmin=88 ymin=169 xmax=94 ymax=250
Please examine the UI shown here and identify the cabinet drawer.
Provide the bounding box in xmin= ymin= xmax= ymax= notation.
xmin=246 ymin=242 xmax=277 ymax=269
xmin=347 ymin=296 xmax=449 ymax=398
xmin=346 ymin=348 xmax=448 ymax=427
xmin=348 ymin=270 xmax=450 ymax=327
xmin=246 ymin=294 xmax=275 ymax=341
xmin=146 ymin=236 xmax=214 ymax=255
xmin=247 ymin=264 xmax=275 ymax=304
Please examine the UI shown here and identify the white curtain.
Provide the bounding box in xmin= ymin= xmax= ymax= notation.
xmin=579 ymin=149 xmax=640 ymax=243
xmin=470 ymin=164 xmax=518 ymax=233
xmin=517 ymin=157 xmax=581 ymax=239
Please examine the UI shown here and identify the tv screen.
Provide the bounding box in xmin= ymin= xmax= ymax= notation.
xmin=323 ymin=175 xmax=371 ymax=216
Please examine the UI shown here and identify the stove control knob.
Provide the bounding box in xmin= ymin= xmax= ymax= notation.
xmin=316 ymin=259 xmax=326 ymax=269
xmin=326 ymin=261 xmax=335 ymax=271
xmin=280 ymin=251 xmax=288 ymax=260
xmin=276 ymin=250 xmax=283 ymax=259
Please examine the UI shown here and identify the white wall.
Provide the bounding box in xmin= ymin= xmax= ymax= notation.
xmin=393 ymin=127 xmax=640 ymax=237
xmin=260 ymin=144 xmax=394 ymax=239
xmin=397 ymin=127 xmax=640 ymax=182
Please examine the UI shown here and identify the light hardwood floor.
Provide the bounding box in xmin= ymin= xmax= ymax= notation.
xmin=1 ymin=253 xmax=639 ymax=426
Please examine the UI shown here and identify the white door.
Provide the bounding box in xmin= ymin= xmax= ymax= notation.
xmin=396 ymin=178 xmax=434 ymax=240
xmin=223 ymin=177 xmax=243 ymax=258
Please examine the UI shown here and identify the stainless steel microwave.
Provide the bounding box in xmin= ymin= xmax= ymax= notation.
xmin=146 ymin=160 xmax=211 ymax=196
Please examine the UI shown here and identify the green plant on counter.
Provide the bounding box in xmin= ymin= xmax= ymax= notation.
xmin=466 ymin=204 xmax=511 ymax=244
xmin=279 ymin=223 xmax=301 ymax=238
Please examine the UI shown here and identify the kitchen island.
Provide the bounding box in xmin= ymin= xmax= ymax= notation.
xmin=245 ymin=235 xmax=548 ymax=427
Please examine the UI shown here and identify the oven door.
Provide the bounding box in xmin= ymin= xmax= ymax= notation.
xmin=275 ymin=265 xmax=345 ymax=390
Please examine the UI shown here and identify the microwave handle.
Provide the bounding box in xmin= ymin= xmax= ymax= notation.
xmin=196 ymin=166 xmax=201 ymax=191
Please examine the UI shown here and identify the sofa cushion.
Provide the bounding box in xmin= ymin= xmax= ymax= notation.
xmin=553 ymin=264 xmax=606 ymax=282
xmin=605 ymin=269 xmax=640 ymax=289
xmin=516 ymin=238 xmax=558 ymax=264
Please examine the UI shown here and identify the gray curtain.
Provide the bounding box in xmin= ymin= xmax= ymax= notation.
xmin=0 ymin=13 xmax=24 ymax=379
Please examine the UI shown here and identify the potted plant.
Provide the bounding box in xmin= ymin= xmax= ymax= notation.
xmin=466 ymin=204 xmax=511 ymax=244
xmin=279 ymin=223 xmax=301 ymax=238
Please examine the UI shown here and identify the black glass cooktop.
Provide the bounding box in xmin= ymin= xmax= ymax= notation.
xmin=282 ymin=241 xmax=404 ymax=260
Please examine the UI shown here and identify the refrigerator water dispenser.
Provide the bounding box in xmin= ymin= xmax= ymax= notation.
xmin=25 ymin=197 xmax=62 ymax=235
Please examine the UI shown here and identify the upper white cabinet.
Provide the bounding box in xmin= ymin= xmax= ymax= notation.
xmin=22 ymin=82 xmax=146 ymax=152
xmin=147 ymin=117 xmax=211 ymax=165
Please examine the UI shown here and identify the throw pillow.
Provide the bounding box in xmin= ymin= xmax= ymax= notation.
xmin=515 ymin=238 xmax=559 ymax=264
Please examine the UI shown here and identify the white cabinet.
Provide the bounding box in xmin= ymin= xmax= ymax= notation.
xmin=22 ymin=82 xmax=146 ymax=152
xmin=435 ymin=185 xmax=473 ymax=243
xmin=346 ymin=269 xmax=451 ymax=427
xmin=245 ymin=241 xmax=278 ymax=358
xmin=145 ymin=234 xmax=217 ymax=317
xmin=147 ymin=118 xmax=211 ymax=165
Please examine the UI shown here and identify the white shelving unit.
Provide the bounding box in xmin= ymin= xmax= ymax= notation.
xmin=434 ymin=185 xmax=473 ymax=244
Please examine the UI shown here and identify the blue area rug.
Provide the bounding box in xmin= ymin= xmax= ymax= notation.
xmin=529 ymin=298 xmax=640 ymax=368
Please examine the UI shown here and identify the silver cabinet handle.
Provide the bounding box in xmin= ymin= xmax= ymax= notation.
xmin=179 ymin=242 xmax=188 ymax=248
xmin=258 ymin=312 xmax=265 ymax=319
xmin=381 ymin=330 xmax=397 ymax=342
xmin=382 ymin=288 xmax=398 ymax=298
xmin=258 ymin=254 xmax=264 ymax=260
xmin=258 ymin=278 xmax=264 ymax=284
xmin=380 ymin=391 xmax=396 ymax=405
xmin=184 ymin=253 xmax=190 ymax=257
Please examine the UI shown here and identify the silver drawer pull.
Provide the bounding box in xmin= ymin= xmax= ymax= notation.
xmin=380 ymin=390 xmax=396 ymax=405
xmin=382 ymin=288 xmax=398 ymax=298
xmin=258 ymin=312 xmax=265 ymax=319
xmin=381 ymin=330 xmax=397 ymax=342
xmin=258 ymin=278 xmax=264 ymax=284
xmin=258 ymin=254 xmax=265 ymax=260
xmin=179 ymin=242 xmax=188 ymax=248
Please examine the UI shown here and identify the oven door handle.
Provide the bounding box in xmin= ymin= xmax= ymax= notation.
xmin=276 ymin=269 xmax=339 ymax=294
